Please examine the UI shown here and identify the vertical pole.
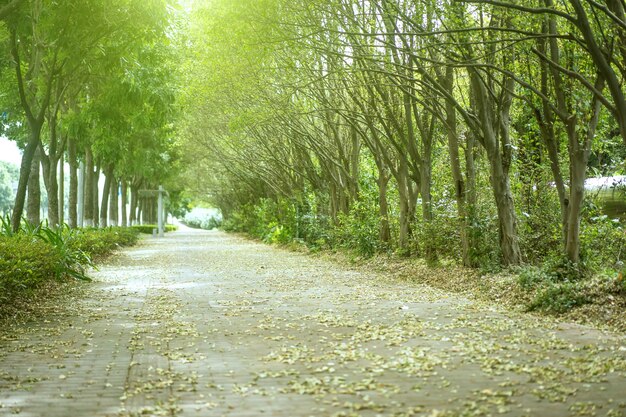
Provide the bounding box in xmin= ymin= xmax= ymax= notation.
xmin=158 ymin=185 xmax=164 ymax=237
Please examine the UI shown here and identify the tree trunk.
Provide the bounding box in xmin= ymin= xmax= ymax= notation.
xmin=490 ymin=159 xmax=522 ymax=266
xmin=27 ymin=145 xmax=41 ymax=226
xmin=130 ymin=184 xmax=139 ymax=226
xmin=397 ymin=160 xmax=411 ymax=254
xmin=83 ymin=149 xmax=94 ymax=227
xmin=565 ymin=151 xmax=586 ymax=263
xmin=93 ymin=165 xmax=100 ymax=227
xmin=470 ymin=70 xmax=521 ymax=266
xmin=121 ymin=180 xmax=128 ymax=227
xmin=109 ymin=178 xmax=118 ymax=227
xmin=11 ymin=133 xmax=41 ymax=231
xmin=58 ymin=151 xmax=64 ymax=225
xmin=444 ymin=67 xmax=471 ymax=266
xmin=564 ymin=80 xmax=603 ymax=263
xmin=376 ymin=163 xmax=391 ymax=244
xmin=40 ymin=150 xmax=60 ymax=228
xmin=100 ymin=164 xmax=113 ymax=228
xmin=420 ymin=130 xmax=435 ymax=261
xmin=138 ymin=198 xmax=144 ymax=225
xmin=68 ymin=138 xmax=78 ymax=228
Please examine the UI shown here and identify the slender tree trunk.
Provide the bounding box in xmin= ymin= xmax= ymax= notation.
xmin=68 ymin=139 xmax=78 ymax=228
xmin=565 ymin=150 xmax=586 ymax=263
xmin=442 ymin=65 xmax=472 ymax=265
xmin=109 ymin=178 xmax=118 ymax=227
xmin=40 ymin=151 xmax=60 ymax=228
xmin=420 ymin=132 xmax=434 ymax=261
xmin=27 ymin=145 xmax=41 ymax=226
xmin=121 ymin=180 xmax=128 ymax=227
xmin=130 ymin=184 xmax=138 ymax=226
xmin=397 ymin=160 xmax=411 ymax=254
xmin=100 ymin=164 xmax=113 ymax=228
xmin=93 ymin=165 xmax=100 ymax=227
xmin=58 ymin=151 xmax=64 ymax=225
xmin=11 ymin=133 xmax=41 ymax=231
xmin=470 ymin=71 xmax=521 ymax=266
xmin=465 ymin=132 xmax=477 ymax=209
xmin=9 ymin=28 xmax=50 ymax=233
xmin=376 ymin=162 xmax=391 ymax=244
xmin=83 ymin=150 xmax=94 ymax=227
xmin=138 ymin=198 xmax=144 ymax=225
xmin=564 ymin=82 xmax=603 ymax=263
xmin=490 ymin=157 xmax=522 ymax=265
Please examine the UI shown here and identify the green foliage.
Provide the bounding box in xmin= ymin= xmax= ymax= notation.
xmin=333 ymin=200 xmax=381 ymax=258
xmin=467 ymin=209 xmax=501 ymax=272
xmin=0 ymin=234 xmax=62 ymax=303
xmin=37 ymin=225 xmax=93 ymax=281
xmin=72 ymin=227 xmax=139 ymax=258
xmin=527 ymin=282 xmax=591 ymax=315
xmin=130 ymin=224 xmax=177 ymax=234
xmin=517 ymin=266 xmax=550 ymax=290
xmin=580 ymin=200 xmax=626 ymax=271
xmin=0 ymin=217 xmax=139 ymax=306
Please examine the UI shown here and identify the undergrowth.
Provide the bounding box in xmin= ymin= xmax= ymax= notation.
xmin=0 ymin=215 xmax=139 ymax=318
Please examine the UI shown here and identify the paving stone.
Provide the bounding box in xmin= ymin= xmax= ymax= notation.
xmin=1 ymin=226 xmax=625 ymax=416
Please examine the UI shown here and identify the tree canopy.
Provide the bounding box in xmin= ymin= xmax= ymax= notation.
xmin=179 ymin=0 xmax=626 ymax=273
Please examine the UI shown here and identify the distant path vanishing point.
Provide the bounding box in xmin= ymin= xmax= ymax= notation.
xmin=1 ymin=225 xmax=625 ymax=416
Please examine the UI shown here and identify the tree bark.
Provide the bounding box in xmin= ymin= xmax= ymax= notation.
xmin=26 ymin=145 xmax=41 ymax=226
xmin=130 ymin=184 xmax=138 ymax=226
xmin=100 ymin=164 xmax=113 ymax=228
xmin=93 ymin=165 xmax=100 ymax=227
xmin=109 ymin=177 xmax=118 ymax=227
xmin=469 ymin=70 xmax=522 ymax=266
xmin=443 ymin=67 xmax=471 ymax=266
xmin=83 ymin=149 xmax=94 ymax=227
xmin=58 ymin=151 xmax=64 ymax=225
xmin=397 ymin=160 xmax=412 ymax=254
xmin=68 ymin=138 xmax=78 ymax=228
xmin=375 ymin=160 xmax=391 ymax=244
xmin=121 ymin=180 xmax=128 ymax=227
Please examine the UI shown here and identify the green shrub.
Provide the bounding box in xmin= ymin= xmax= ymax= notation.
xmin=333 ymin=200 xmax=380 ymax=258
xmin=516 ymin=265 xmax=552 ymax=290
xmin=131 ymin=224 xmax=177 ymax=234
xmin=72 ymin=227 xmax=139 ymax=258
xmin=0 ymin=235 xmax=61 ymax=303
xmin=0 ymin=223 xmax=139 ymax=308
xmin=526 ymin=281 xmax=591 ymax=314
xmin=37 ymin=225 xmax=93 ymax=281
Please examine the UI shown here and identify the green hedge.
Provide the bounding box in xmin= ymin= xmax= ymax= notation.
xmin=0 ymin=226 xmax=140 ymax=308
xmin=131 ymin=224 xmax=177 ymax=234
xmin=72 ymin=227 xmax=139 ymax=258
xmin=0 ymin=235 xmax=61 ymax=303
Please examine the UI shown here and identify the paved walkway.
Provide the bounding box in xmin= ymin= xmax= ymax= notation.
xmin=1 ymin=227 xmax=625 ymax=417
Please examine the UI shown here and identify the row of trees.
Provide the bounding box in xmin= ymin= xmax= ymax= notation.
xmin=182 ymin=0 xmax=625 ymax=270
xmin=0 ymin=0 xmax=181 ymax=231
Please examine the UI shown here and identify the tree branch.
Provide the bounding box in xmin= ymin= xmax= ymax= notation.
xmin=456 ymin=0 xmax=579 ymax=24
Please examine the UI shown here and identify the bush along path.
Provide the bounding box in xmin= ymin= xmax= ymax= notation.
xmin=0 ymin=217 xmax=139 ymax=320
xmin=0 ymin=226 xmax=625 ymax=417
